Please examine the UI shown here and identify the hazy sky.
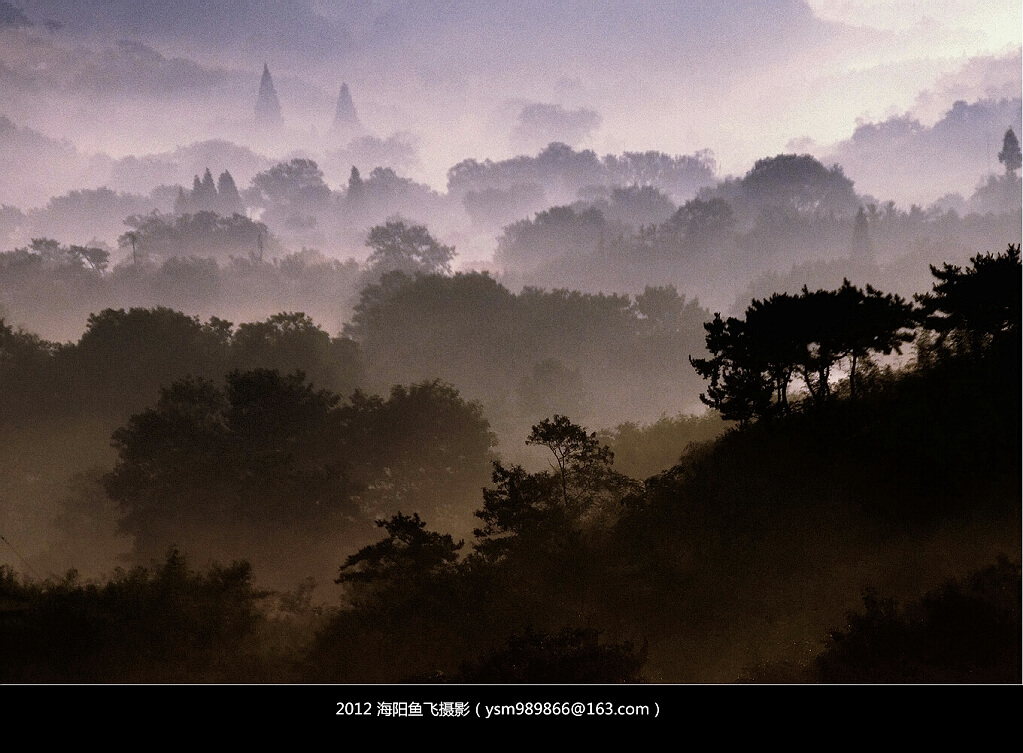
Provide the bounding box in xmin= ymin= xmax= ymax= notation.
xmin=2 ymin=0 xmax=1020 ymax=192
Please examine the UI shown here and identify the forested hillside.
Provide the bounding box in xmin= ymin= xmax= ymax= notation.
xmin=3 ymin=246 xmax=1018 ymax=683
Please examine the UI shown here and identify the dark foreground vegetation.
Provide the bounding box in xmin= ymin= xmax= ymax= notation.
xmin=1 ymin=245 xmax=1018 ymax=683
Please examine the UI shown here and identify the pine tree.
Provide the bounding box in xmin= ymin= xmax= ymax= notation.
xmin=217 ymin=170 xmax=243 ymax=215
xmin=998 ymin=128 xmax=1021 ymax=177
xmin=851 ymin=206 xmax=873 ymax=260
xmin=347 ymin=166 xmax=364 ymax=203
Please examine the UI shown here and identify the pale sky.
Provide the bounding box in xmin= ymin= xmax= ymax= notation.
xmin=3 ymin=1 xmax=1021 ymax=192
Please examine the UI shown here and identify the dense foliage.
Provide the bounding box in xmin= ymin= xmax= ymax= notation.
xmin=0 ymin=245 xmax=1018 ymax=684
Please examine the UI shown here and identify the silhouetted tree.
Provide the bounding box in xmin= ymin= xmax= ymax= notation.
xmin=915 ymin=244 xmax=1022 ymax=356
xmin=448 ymin=144 xmax=715 ymax=204
xmin=4 ymin=238 xmax=109 ymax=275
xmin=152 ymin=255 xmax=221 ymax=304
xmin=249 ymin=159 xmax=330 ymax=234
xmin=815 ymin=557 xmax=1021 ymax=683
xmin=117 ymin=229 xmax=141 ymax=265
xmin=216 ymin=170 xmax=244 ymax=214
xmin=472 ymin=461 xmax=567 ymax=563
xmin=601 ymin=185 xmax=676 ymax=227
xmin=833 ymin=280 xmax=915 ymax=399
xmin=337 ymin=380 xmax=496 ymax=529
xmin=252 ymin=159 xmax=330 ymax=206
xmin=998 ymin=128 xmax=1021 ymax=177
xmin=105 ymin=369 xmax=358 ymax=564
xmin=336 ymin=512 xmax=463 ymax=601
xmin=527 ymin=415 xmax=615 ymax=509
xmin=364 ymin=221 xmax=455 ymax=278
xmin=736 ymin=154 xmax=859 ymax=216
xmin=230 ymin=311 xmax=362 ymax=395
xmin=255 ymin=63 xmax=283 ymax=126
xmin=851 ymin=206 xmax=873 ymax=260
xmin=0 ymin=550 xmax=269 ymax=682
xmin=665 ymin=197 xmax=735 ymax=248
xmin=474 ymin=416 xmax=637 ymax=561
xmin=197 ymin=168 xmax=217 ymax=206
xmin=347 ymin=166 xmax=364 ymax=203
xmin=69 ymin=245 xmax=110 ymax=272
xmin=123 ymin=211 xmax=275 ymax=260
xmin=691 ymin=280 xmax=916 ymax=418
xmin=0 ymin=318 xmax=56 ymax=423
xmin=689 ymin=312 xmax=776 ymax=424
xmin=66 ymin=306 xmax=229 ymax=417
xmin=496 ymin=205 xmax=605 ymax=270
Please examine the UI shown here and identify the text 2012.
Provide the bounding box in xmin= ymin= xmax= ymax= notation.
xmin=336 ymin=702 xmax=373 ymax=716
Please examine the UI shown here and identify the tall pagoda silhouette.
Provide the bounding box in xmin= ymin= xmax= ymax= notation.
xmin=255 ymin=63 xmax=283 ymax=126
xmin=331 ymin=83 xmax=363 ymax=133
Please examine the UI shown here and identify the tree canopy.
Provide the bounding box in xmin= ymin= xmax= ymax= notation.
xmin=336 ymin=511 xmax=463 ymax=594
xmin=473 ymin=416 xmax=639 ymax=562
xmin=103 ymin=368 xmax=495 ymax=577
xmin=915 ymin=244 xmax=1022 ymax=356
xmin=365 ymin=221 xmax=455 ymax=278
xmin=105 ymin=369 xmax=355 ymax=565
xmin=691 ymin=280 xmax=915 ymax=422
xmin=737 ymin=154 xmax=859 ymax=216
xmin=121 ymin=211 xmax=275 ymax=261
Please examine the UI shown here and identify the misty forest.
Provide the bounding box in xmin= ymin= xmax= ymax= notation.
xmin=0 ymin=1 xmax=1020 ymax=684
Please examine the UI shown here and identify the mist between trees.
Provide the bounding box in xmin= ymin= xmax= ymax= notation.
xmin=1 ymin=117 xmax=1020 ymax=683
xmin=0 ymin=240 xmax=1018 ymax=683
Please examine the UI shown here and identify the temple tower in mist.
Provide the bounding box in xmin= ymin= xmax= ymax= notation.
xmin=331 ymin=83 xmax=363 ymax=134
xmin=255 ymin=63 xmax=283 ymax=126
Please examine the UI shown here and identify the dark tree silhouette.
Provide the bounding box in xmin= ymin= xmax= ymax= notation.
xmin=250 ymin=158 xmax=331 ymax=212
xmin=0 ymin=550 xmax=269 ymax=683
xmin=691 ymin=280 xmax=916 ymax=419
xmin=689 ymin=312 xmax=776 ymax=424
xmin=5 ymin=237 xmax=109 ymax=274
xmin=998 ymin=128 xmax=1021 ymax=177
xmin=68 ymin=306 xmax=230 ymax=417
xmin=474 ymin=416 xmax=638 ymax=561
xmin=117 ymin=229 xmax=141 ymax=265
xmin=0 ymin=318 xmax=56 ymax=422
xmin=230 ymin=311 xmax=362 ymax=395
xmin=337 ymin=379 xmax=497 ymax=529
xmin=122 ymin=211 xmax=276 ymax=260
xmin=665 ymin=197 xmax=735 ymax=246
xmin=915 ymin=244 xmax=1022 ymax=356
xmin=347 ymin=166 xmax=364 ymax=202
xmin=105 ymin=369 xmax=357 ymax=564
xmin=255 ymin=63 xmax=283 ymax=126
xmin=815 ymin=558 xmax=1021 ymax=683
xmin=365 ymin=221 xmax=455 ymax=277
xmin=834 ymin=280 xmax=915 ymax=399
xmin=736 ymin=154 xmax=859 ymax=216
xmin=472 ymin=461 xmax=567 ymax=563
xmin=851 ymin=205 xmax=873 ymax=260
xmin=527 ymin=415 xmax=616 ymax=509
xmin=496 ymin=204 xmax=605 ymax=270
xmin=336 ymin=512 xmax=463 ymax=591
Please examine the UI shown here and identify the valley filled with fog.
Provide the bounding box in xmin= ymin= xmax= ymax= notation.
xmin=1 ymin=1 xmax=1019 ymax=684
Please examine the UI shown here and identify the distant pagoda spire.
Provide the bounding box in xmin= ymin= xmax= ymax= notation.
xmin=331 ymin=82 xmax=362 ymax=132
xmin=255 ymin=63 xmax=283 ymax=126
